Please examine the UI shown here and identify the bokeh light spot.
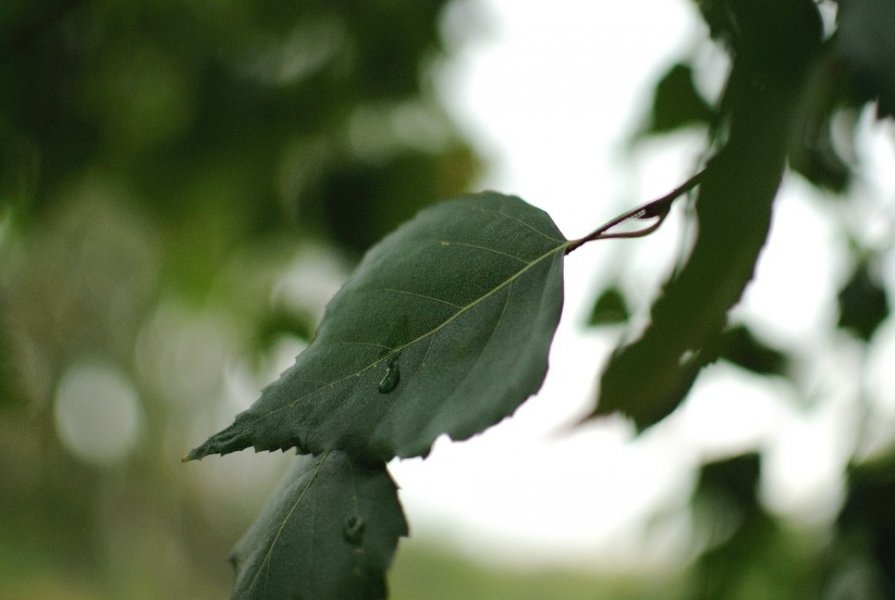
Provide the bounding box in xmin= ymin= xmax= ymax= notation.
xmin=54 ymin=361 xmax=143 ymax=466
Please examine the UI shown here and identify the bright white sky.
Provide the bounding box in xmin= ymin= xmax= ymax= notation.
xmin=386 ymin=0 xmax=895 ymax=571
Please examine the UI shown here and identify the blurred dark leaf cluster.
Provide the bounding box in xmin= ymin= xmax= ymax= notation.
xmin=585 ymin=0 xmax=895 ymax=596
xmin=589 ymin=0 xmax=893 ymax=424
xmin=685 ymin=455 xmax=826 ymax=599
xmin=0 ymin=1 xmax=477 ymax=597
xmin=837 ymin=260 xmax=890 ymax=341
xmin=679 ymin=451 xmax=895 ymax=599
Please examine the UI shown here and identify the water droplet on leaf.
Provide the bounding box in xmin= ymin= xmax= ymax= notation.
xmin=343 ymin=515 xmax=365 ymax=544
xmin=378 ymin=357 xmax=400 ymax=393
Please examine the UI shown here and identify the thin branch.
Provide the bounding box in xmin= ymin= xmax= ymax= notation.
xmin=565 ymin=167 xmax=706 ymax=254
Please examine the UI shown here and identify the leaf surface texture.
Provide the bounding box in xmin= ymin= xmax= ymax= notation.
xmin=230 ymin=451 xmax=407 ymax=600
xmin=189 ymin=193 xmax=567 ymax=460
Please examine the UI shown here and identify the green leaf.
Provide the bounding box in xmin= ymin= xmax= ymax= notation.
xmin=230 ymin=451 xmax=407 ymax=600
xmin=837 ymin=261 xmax=890 ymax=341
xmin=644 ymin=62 xmax=715 ymax=136
xmin=788 ymin=54 xmax=857 ymax=194
xmin=836 ymin=0 xmax=895 ymax=118
xmin=788 ymin=108 xmax=852 ymax=193
xmin=718 ymin=325 xmax=788 ymax=376
xmin=318 ymin=148 xmax=482 ymax=256
xmin=693 ymin=0 xmax=738 ymax=47
xmin=696 ymin=452 xmax=761 ymax=506
xmin=591 ymin=0 xmax=822 ymax=429
xmin=188 ymin=193 xmax=567 ymax=461
xmin=836 ymin=448 xmax=895 ymax=596
xmin=687 ymin=454 xmax=814 ymax=599
xmin=586 ymin=287 xmax=630 ymax=326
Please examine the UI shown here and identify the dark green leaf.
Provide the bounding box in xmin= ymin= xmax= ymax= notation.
xmin=686 ymin=454 xmax=822 ymax=599
xmin=644 ymin=63 xmax=715 ymax=136
xmin=787 ymin=86 xmax=853 ymax=193
xmin=229 ymin=451 xmax=407 ymax=600
xmin=693 ymin=0 xmax=738 ymax=47
xmin=788 ymin=56 xmax=857 ymax=193
xmin=788 ymin=113 xmax=852 ymax=193
xmin=188 ymin=193 xmax=567 ymax=461
xmin=591 ymin=0 xmax=822 ymax=429
xmin=836 ymin=450 xmax=895 ymax=596
xmin=837 ymin=0 xmax=895 ymax=118
xmin=696 ymin=453 xmax=761 ymax=505
xmin=837 ymin=261 xmax=890 ymax=341
xmin=587 ymin=287 xmax=630 ymax=326
xmin=695 ymin=0 xmax=821 ymax=66
xmin=718 ymin=325 xmax=788 ymax=376
xmin=317 ymin=148 xmax=481 ymax=256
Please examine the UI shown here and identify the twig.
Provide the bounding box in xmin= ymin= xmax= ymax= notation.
xmin=565 ymin=167 xmax=706 ymax=254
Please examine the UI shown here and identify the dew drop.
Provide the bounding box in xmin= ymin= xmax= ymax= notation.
xmin=343 ymin=515 xmax=365 ymax=544
xmin=378 ymin=357 xmax=400 ymax=393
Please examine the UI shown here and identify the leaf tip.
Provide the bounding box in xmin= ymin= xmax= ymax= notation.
xmin=183 ymin=422 xmax=254 ymax=462
xmin=182 ymin=448 xmax=203 ymax=463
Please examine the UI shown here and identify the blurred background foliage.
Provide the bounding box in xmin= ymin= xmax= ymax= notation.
xmin=1 ymin=0 xmax=895 ymax=598
xmin=1 ymin=1 xmax=481 ymax=597
xmin=589 ymin=0 xmax=895 ymax=597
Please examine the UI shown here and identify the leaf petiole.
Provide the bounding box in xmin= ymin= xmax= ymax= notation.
xmin=565 ymin=167 xmax=706 ymax=254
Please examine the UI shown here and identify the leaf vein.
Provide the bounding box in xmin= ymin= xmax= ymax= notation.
xmin=258 ymin=241 xmax=568 ymax=420
xmin=378 ymin=287 xmax=463 ymax=309
xmin=247 ymin=452 xmax=331 ymax=597
xmin=433 ymin=240 xmax=528 ymax=264
xmin=329 ymin=340 xmax=396 ymax=352
xmin=452 ymin=279 xmax=513 ymax=400
xmin=473 ymin=205 xmax=565 ymax=243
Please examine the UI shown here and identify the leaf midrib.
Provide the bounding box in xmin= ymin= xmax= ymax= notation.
xmin=245 ymin=451 xmax=330 ymax=598
xmin=258 ymin=238 xmax=569 ymax=420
